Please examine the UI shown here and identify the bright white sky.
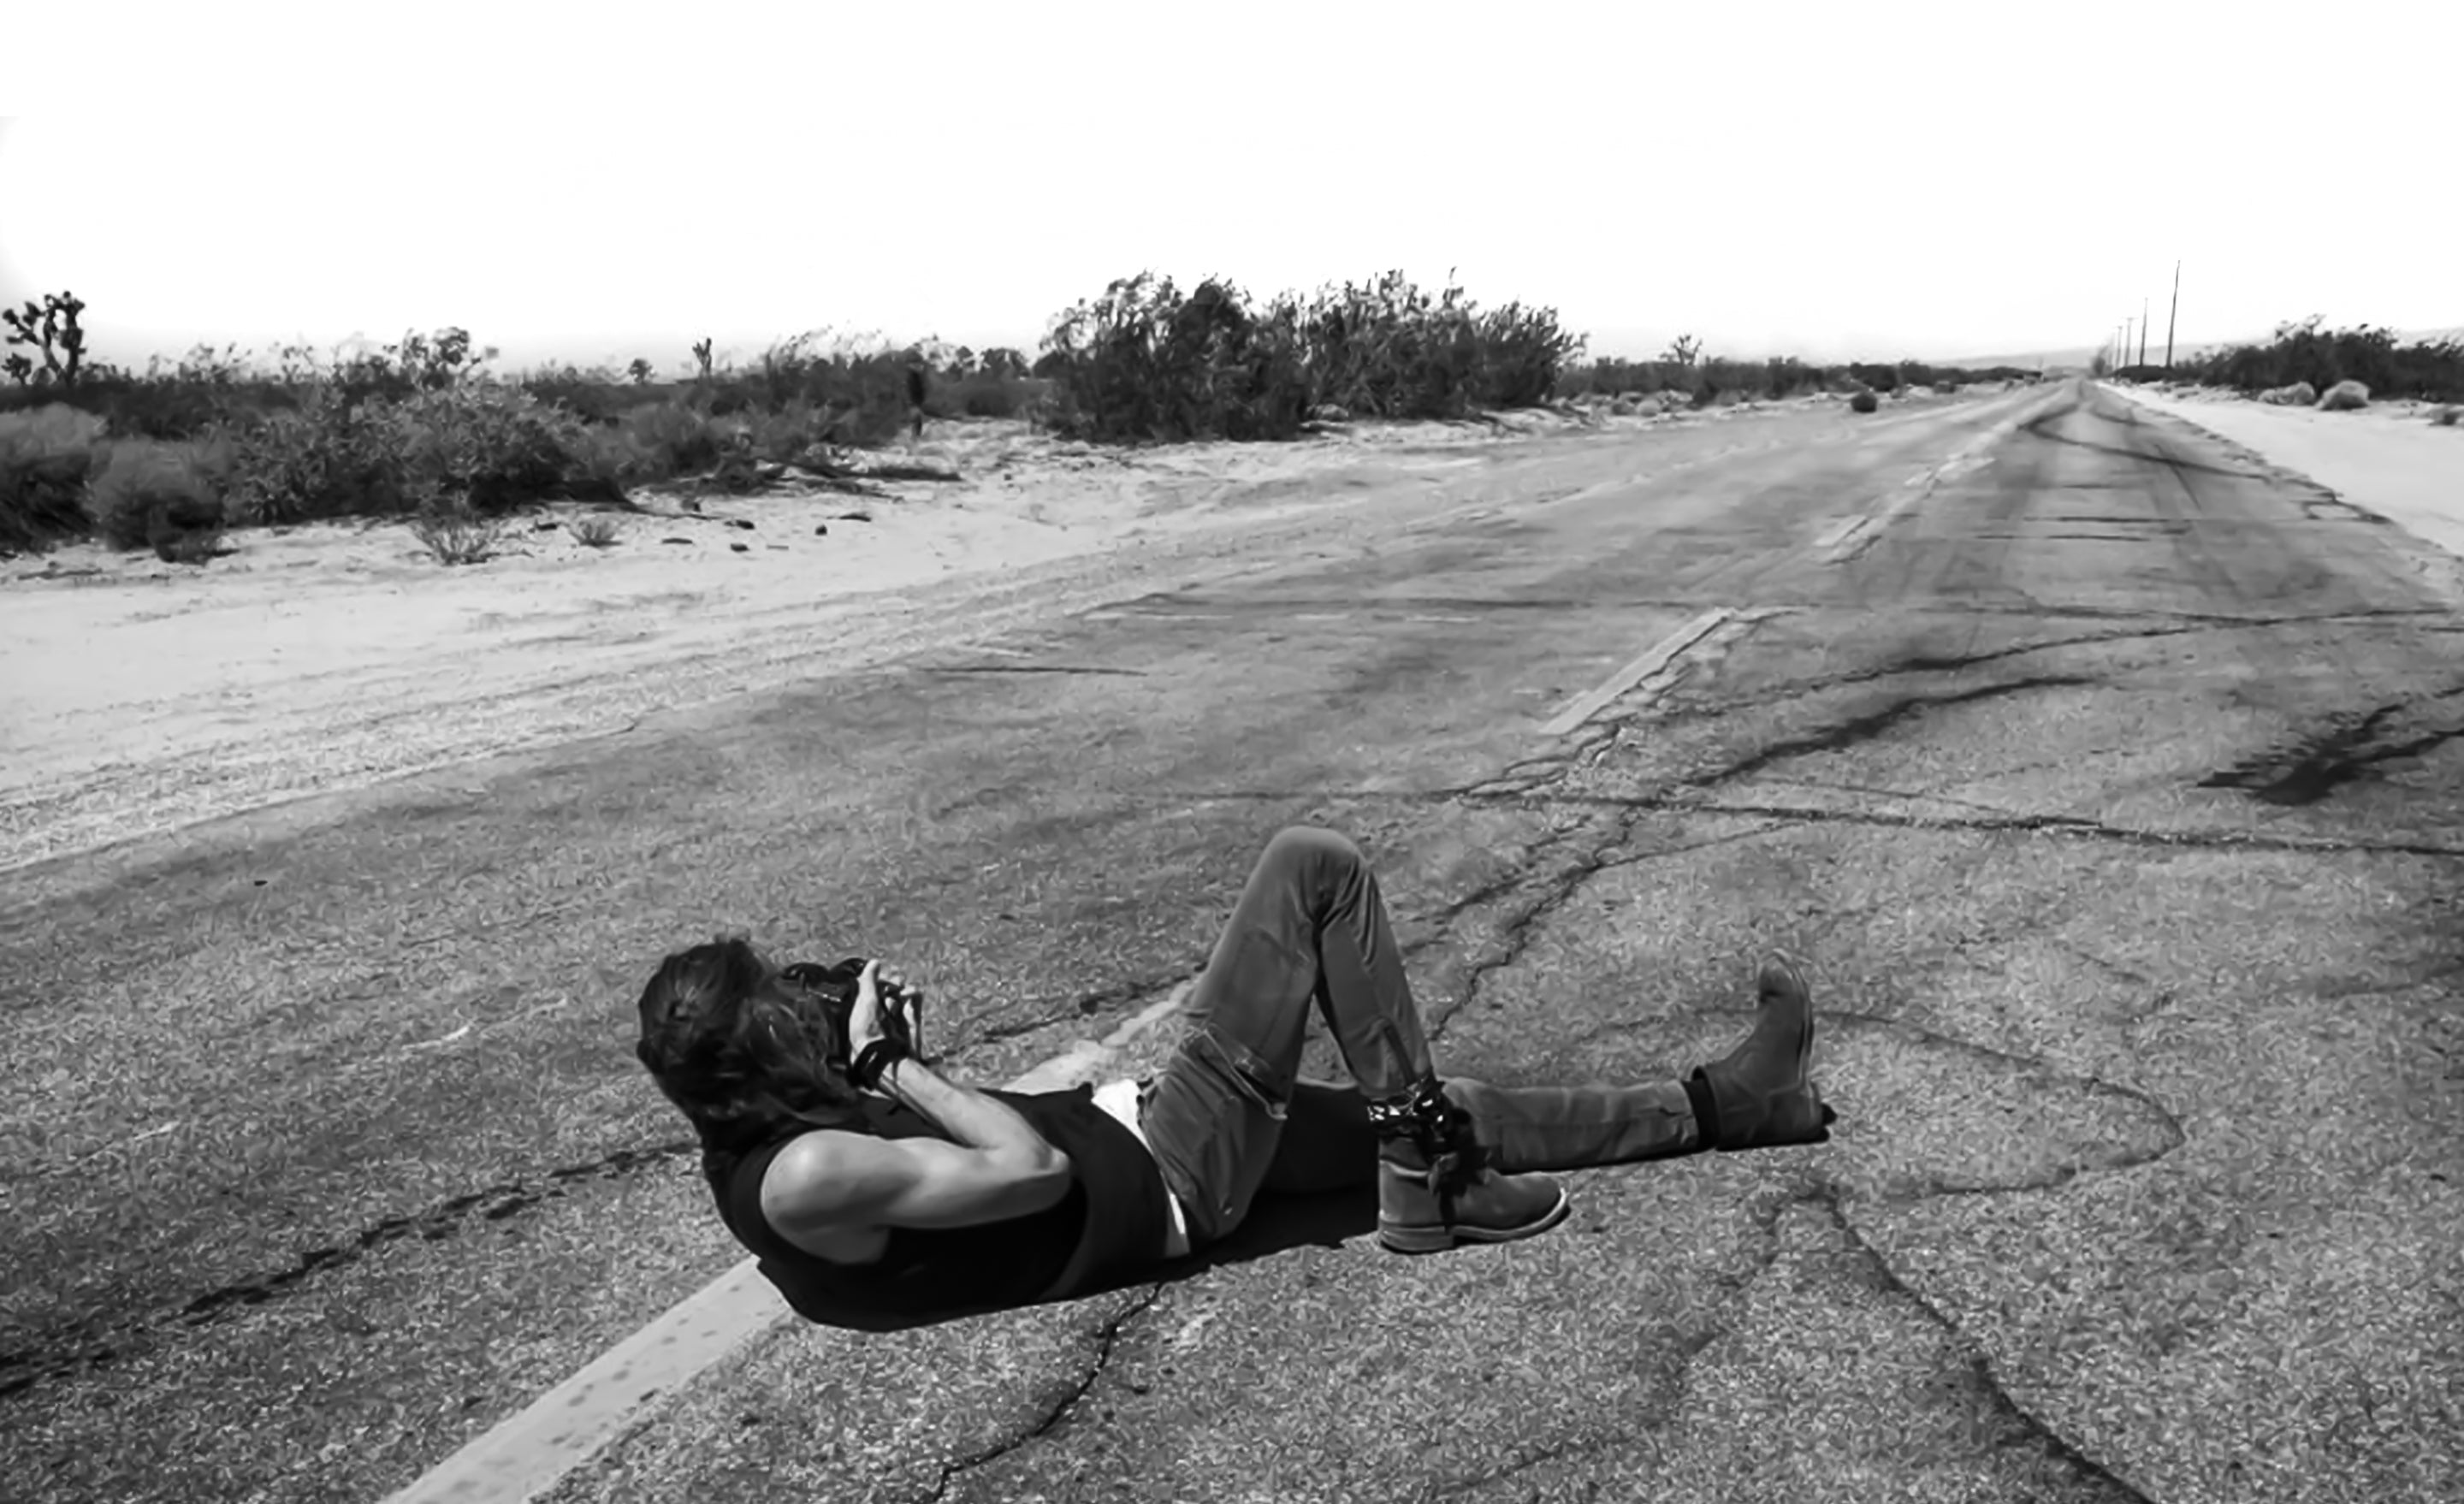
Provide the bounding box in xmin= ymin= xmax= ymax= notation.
xmin=3 ymin=2 xmax=2455 ymax=376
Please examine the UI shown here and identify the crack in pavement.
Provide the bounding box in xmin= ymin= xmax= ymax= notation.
xmin=1819 ymin=1008 xmax=2190 ymax=1193
xmin=1803 ymin=1187 xmax=2162 ymax=1504
xmin=1149 ymin=787 xmax=2464 ymax=860
xmin=919 ymin=664 xmax=1150 ymax=677
xmin=920 ymin=1282 xmax=1164 ymax=1504
xmin=1677 ymin=676 xmax=2101 ymax=788
xmin=1560 ymin=793 xmax=2464 ymax=861
xmin=1734 ymin=625 xmax=2212 ymax=696
xmin=1436 ymin=814 xmax=1640 ymax=1040
xmin=1685 ymin=604 xmax=2459 ymax=713
xmin=956 ymin=970 xmax=1194 ymax=1048
xmin=0 ymin=1137 xmax=696 ymax=1402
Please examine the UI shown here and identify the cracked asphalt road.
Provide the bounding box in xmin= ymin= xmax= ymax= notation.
xmin=6 ymin=382 xmax=2461 ymax=1503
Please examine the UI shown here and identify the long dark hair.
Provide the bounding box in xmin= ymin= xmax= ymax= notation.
xmin=634 ymin=934 xmax=866 ymax=1162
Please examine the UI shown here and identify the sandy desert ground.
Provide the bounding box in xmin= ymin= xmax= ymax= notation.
xmin=2106 ymin=384 xmax=2464 ymax=558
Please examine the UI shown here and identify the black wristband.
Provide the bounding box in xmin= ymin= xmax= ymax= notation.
xmin=850 ymin=1037 xmax=912 ymax=1093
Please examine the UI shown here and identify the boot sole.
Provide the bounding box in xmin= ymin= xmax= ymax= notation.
xmin=1377 ymin=1187 xmax=1573 ymax=1254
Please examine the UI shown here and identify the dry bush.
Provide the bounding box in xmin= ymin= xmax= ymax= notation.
xmin=407 ymin=496 xmax=503 ymax=565
xmin=2317 ymin=379 xmax=2370 ymax=411
xmin=85 ymin=438 xmax=232 ymax=558
xmin=567 ymin=515 xmax=622 ymax=548
xmin=618 ymin=400 xmax=725 ymax=477
xmin=1040 ymin=273 xmax=1310 ymax=441
xmin=1849 ymin=389 xmax=1880 ymax=413
xmin=0 ymin=403 xmax=106 ymax=552
xmin=377 ymin=383 xmax=595 ymax=512
xmin=1036 ymin=269 xmax=1582 ymax=441
xmin=2260 ymin=381 xmax=2319 ymax=406
xmin=2183 ymin=317 xmax=2464 ymax=402
xmin=222 ymin=383 xmax=407 ymax=522
xmin=944 ymin=372 xmax=1022 ymax=418
xmin=2432 ymin=405 xmax=2461 ymax=427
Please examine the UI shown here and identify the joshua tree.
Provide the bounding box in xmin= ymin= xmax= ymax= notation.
xmin=691 ymin=337 xmax=714 ymax=380
xmin=3 ymin=290 xmax=90 ymax=388
xmin=628 ymin=357 xmax=654 ymax=385
xmin=1661 ymin=333 xmax=1702 ymax=368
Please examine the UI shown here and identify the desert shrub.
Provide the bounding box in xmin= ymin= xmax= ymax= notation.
xmin=1849 ymin=389 xmax=1880 ymax=413
xmin=1040 ymin=273 xmax=1312 ymax=442
xmin=408 ymin=498 xmax=503 ymax=565
xmin=0 ymin=370 xmax=276 ymax=441
xmin=2185 ymin=317 xmax=2464 ymax=403
xmin=222 ymin=383 xmax=409 ymax=523
xmin=1037 ymin=269 xmax=1582 ymax=441
xmin=739 ymin=402 xmax=841 ymax=466
xmin=375 ymin=383 xmax=595 ymax=512
xmin=2317 ymin=379 xmax=2370 ymax=412
xmin=1553 ymin=356 xmax=2028 ymax=404
xmin=689 ymin=334 xmax=915 ymax=447
xmin=0 ymin=404 xmax=108 ymax=552
xmin=568 ymin=515 xmax=621 ymax=547
xmin=2260 ymin=381 xmax=2318 ymax=406
xmin=84 ymin=438 xmax=232 ymax=553
xmin=518 ymin=363 xmax=638 ymax=424
xmin=946 ymin=372 xmax=1023 ymax=418
xmin=1297 ymin=270 xmax=1578 ymax=418
xmin=567 ymin=421 xmax=666 ymax=491
xmin=2432 ymin=405 xmax=2460 ymax=427
xmin=619 ymin=400 xmax=726 ymax=477
xmin=1462 ymin=298 xmax=1584 ymax=409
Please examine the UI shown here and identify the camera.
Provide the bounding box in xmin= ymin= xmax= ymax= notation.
xmin=779 ymin=957 xmax=915 ymax=1073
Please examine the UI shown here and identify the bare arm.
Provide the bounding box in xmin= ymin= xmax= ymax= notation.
xmin=763 ymin=1001 xmax=1072 ymax=1237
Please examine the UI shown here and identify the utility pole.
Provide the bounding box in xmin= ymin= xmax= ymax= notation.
xmin=2139 ymin=298 xmax=2149 ymax=366
xmin=2165 ymin=260 xmax=2181 ymax=370
xmin=2123 ymin=317 xmax=2134 ymax=373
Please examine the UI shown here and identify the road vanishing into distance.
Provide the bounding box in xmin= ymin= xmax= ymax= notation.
xmin=6 ymin=381 xmax=2461 ymax=1503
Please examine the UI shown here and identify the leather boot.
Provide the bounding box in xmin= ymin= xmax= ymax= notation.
xmin=1691 ymin=953 xmax=1837 ymax=1151
xmin=1369 ymin=1080 xmax=1571 ymax=1253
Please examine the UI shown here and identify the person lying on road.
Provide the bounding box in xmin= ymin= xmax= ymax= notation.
xmin=633 ymin=825 xmax=1837 ymax=1323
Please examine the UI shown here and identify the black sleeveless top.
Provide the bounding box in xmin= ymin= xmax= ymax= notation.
xmin=706 ymin=1084 xmax=1171 ymax=1323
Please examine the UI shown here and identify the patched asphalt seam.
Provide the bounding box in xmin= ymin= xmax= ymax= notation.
xmin=920 ymin=1282 xmax=1164 ymax=1504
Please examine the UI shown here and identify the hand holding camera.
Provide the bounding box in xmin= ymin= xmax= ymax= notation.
xmin=847 ymin=960 xmax=925 ymax=1093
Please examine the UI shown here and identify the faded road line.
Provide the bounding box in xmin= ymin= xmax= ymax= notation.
xmin=384 ymin=982 xmax=1195 ymax=1504
xmin=1540 ymin=609 xmax=1736 ymax=736
xmin=1825 ymin=410 xmax=2029 ymax=565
